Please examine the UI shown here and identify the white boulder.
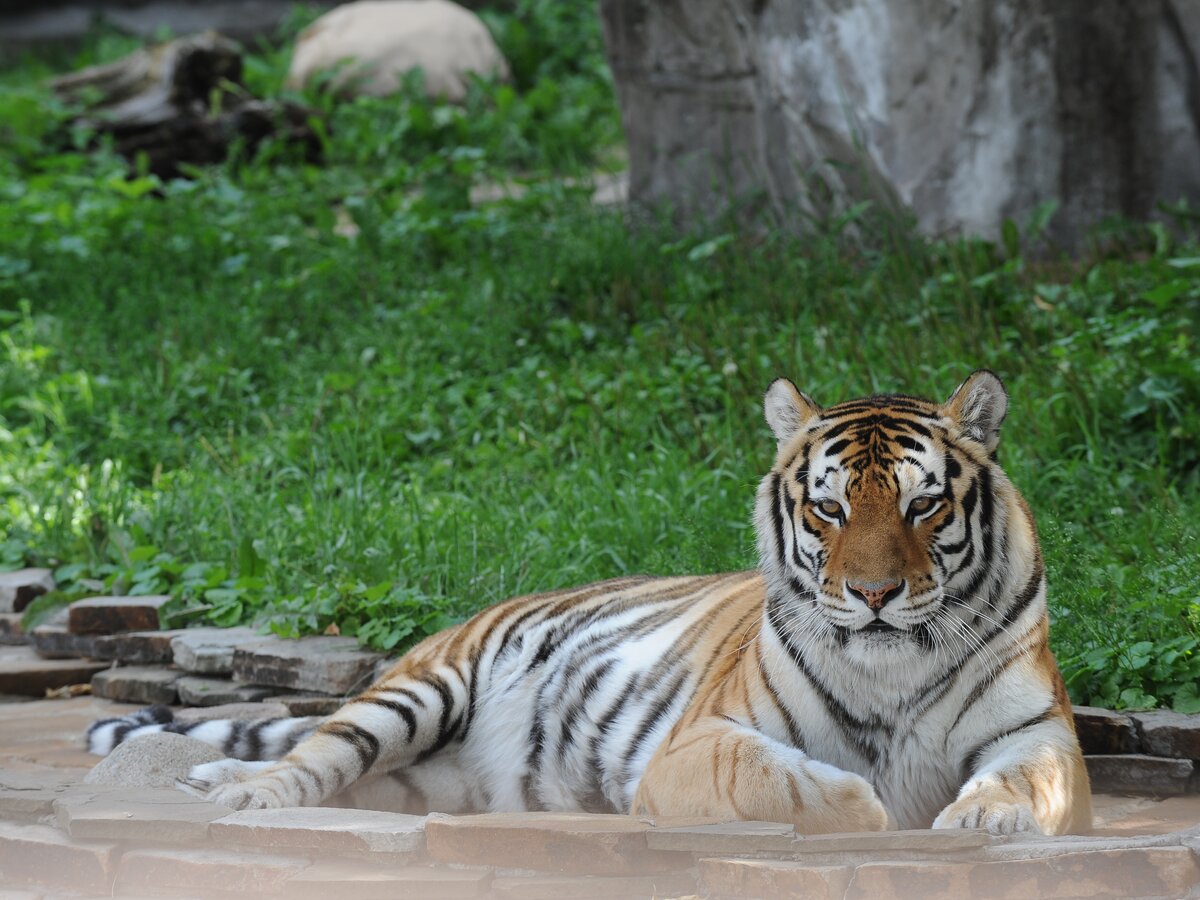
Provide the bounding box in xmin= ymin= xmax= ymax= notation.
xmin=286 ymin=0 xmax=509 ymax=102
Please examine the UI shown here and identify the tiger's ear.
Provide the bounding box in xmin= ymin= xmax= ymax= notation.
xmin=943 ymin=370 xmax=1008 ymax=452
xmin=764 ymin=378 xmax=821 ymax=445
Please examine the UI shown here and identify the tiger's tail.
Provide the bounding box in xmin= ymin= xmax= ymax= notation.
xmin=86 ymin=706 xmax=322 ymax=761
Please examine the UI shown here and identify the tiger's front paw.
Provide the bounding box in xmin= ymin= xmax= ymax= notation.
xmin=204 ymin=780 xmax=288 ymax=810
xmin=806 ymin=760 xmax=890 ymax=832
xmin=933 ymin=798 xmax=1040 ymax=835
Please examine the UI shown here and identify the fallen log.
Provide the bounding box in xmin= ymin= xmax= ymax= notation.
xmin=51 ymin=30 xmax=321 ymax=177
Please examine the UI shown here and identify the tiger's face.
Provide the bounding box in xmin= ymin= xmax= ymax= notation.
xmin=756 ymin=370 xmax=1014 ymax=660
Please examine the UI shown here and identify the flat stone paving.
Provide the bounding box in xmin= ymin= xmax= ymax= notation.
xmin=0 ymin=697 xmax=1197 ymax=899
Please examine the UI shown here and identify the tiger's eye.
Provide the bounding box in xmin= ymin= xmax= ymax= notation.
xmin=816 ymin=499 xmax=843 ymax=518
xmin=909 ymin=496 xmax=936 ymax=515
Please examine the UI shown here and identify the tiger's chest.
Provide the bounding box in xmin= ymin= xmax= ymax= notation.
xmin=786 ymin=677 xmax=983 ymax=830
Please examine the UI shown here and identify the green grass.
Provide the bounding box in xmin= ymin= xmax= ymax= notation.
xmin=1 ymin=5 xmax=1198 ymax=711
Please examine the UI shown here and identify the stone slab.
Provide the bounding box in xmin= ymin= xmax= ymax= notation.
xmin=91 ymin=629 xmax=186 ymax=664
xmin=90 ymin=665 xmax=178 ymax=704
xmin=28 ymin=623 xmax=98 ymax=659
xmin=274 ymin=693 xmax=343 ymax=716
xmin=0 ymin=820 xmax=118 ymax=894
xmin=1132 ymin=710 xmax=1200 ymax=760
xmin=1085 ymin=754 xmax=1195 ymax=797
xmin=232 ymin=636 xmax=381 ymax=694
xmin=176 ymin=674 xmax=274 ymax=706
xmin=1073 ymin=705 xmax=1140 ymax=755
xmin=788 ymin=827 xmax=998 ymax=856
xmin=493 ymin=872 xmax=698 ymax=899
xmin=842 ymin=846 xmax=1200 ymax=900
xmin=699 ymin=858 xmax=853 ymax=900
xmin=0 ymin=646 xmax=107 ymax=696
xmin=83 ymin=732 xmax=224 ymax=790
xmin=171 ymin=626 xmax=262 ymax=674
xmin=55 ymin=787 xmax=228 ymax=843
xmin=645 ymin=820 xmax=795 ymax=853
xmin=0 ymin=569 xmax=54 ymax=614
xmin=175 ymin=701 xmax=292 ymax=723
xmin=425 ymin=813 xmax=692 ymax=875
xmin=0 ymin=614 xmax=25 ymax=646
xmin=210 ymin=806 xmax=426 ymax=854
xmin=114 ymin=846 xmax=311 ymax=895
xmin=67 ymin=595 xmax=170 ymax=635
xmin=285 ymin=859 xmax=491 ymax=899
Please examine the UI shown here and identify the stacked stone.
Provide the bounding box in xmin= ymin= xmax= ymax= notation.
xmin=1075 ymin=707 xmax=1200 ymax=797
xmin=1 ymin=759 xmax=1199 ymax=899
xmin=0 ymin=568 xmax=382 ymax=714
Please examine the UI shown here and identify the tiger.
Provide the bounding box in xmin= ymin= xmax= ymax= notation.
xmin=88 ymin=370 xmax=1092 ymax=835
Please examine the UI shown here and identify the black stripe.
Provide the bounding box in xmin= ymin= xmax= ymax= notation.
xmin=323 ymin=721 xmax=381 ymax=773
xmin=963 ymin=707 xmax=1053 ymax=777
xmin=350 ymin=696 xmax=418 ymax=742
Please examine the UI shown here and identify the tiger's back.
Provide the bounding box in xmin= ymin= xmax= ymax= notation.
xmin=387 ymin=572 xmax=764 ymax=815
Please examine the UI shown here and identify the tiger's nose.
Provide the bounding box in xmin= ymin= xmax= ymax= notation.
xmin=847 ymin=580 xmax=905 ymax=610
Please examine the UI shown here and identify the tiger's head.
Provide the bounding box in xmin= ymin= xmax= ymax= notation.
xmin=755 ymin=370 xmax=1038 ymax=665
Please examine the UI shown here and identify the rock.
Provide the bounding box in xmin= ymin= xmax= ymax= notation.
xmin=209 ymin=807 xmax=426 ymax=855
xmin=68 ymin=595 xmax=170 ymax=635
xmin=1073 ymin=706 xmax=1140 ymax=755
xmin=29 ymin=623 xmax=98 ymax=659
xmin=286 ymin=0 xmax=509 ymax=102
xmin=232 ymin=636 xmax=381 ymax=695
xmin=274 ymin=693 xmax=343 ymax=716
xmin=0 ymin=821 xmax=119 ymax=895
xmin=175 ymin=701 xmax=292 ymax=723
xmin=114 ymin=847 xmax=312 ymax=896
xmin=0 ymin=645 xmax=107 ymax=696
xmin=493 ymin=872 xmax=697 ymax=899
xmin=699 ymin=858 xmax=853 ymax=900
xmin=91 ymin=665 xmax=179 ymax=704
xmin=0 ymin=568 xmax=55 ymax=613
xmin=1085 ymin=754 xmax=1195 ymax=796
xmin=599 ymin=0 xmax=1200 ymax=250
xmin=93 ymin=629 xmax=185 ymax=665
xmin=287 ymin=859 xmax=492 ymax=899
xmin=176 ymin=674 xmax=275 ymax=706
xmin=55 ymin=787 xmax=228 ymax=843
xmin=171 ymin=626 xmax=261 ymax=674
xmin=1133 ymin=710 xmax=1200 ymax=759
xmin=424 ymin=812 xmax=686 ymax=875
xmin=840 ymin=847 xmax=1200 ymax=900
xmin=645 ymin=820 xmax=795 ymax=853
xmin=84 ymin=732 xmax=224 ymax=789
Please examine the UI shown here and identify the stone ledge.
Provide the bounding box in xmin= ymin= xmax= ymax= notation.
xmin=55 ymin=787 xmax=228 ymax=843
xmin=114 ymin=846 xmax=312 ymax=895
xmin=841 ymin=846 xmax=1200 ymax=900
xmin=425 ymin=812 xmax=708 ymax=875
xmin=0 ymin=821 xmax=119 ymax=894
xmin=286 ymin=859 xmax=491 ymax=899
xmin=209 ymin=806 xmax=426 ymax=855
xmin=699 ymin=858 xmax=853 ymax=900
